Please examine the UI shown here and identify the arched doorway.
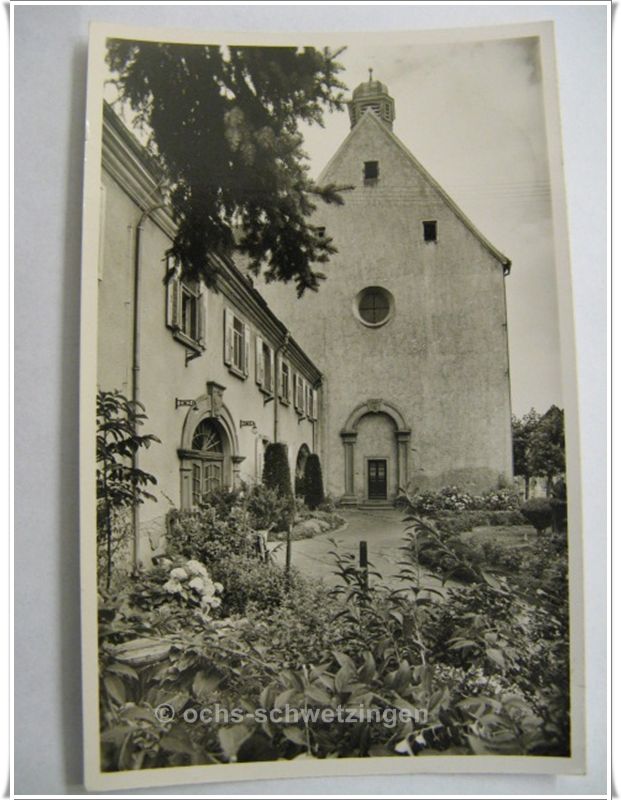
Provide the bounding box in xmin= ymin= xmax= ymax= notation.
xmin=340 ymin=399 xmax=411 ymax=505
xmin=188 ymin=418 xmax=226 ymax=505
xmin=178 ymin=394 xmax=243 ymax=509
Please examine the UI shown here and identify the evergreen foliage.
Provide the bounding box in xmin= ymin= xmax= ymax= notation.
xmin=303 ymin=453 xmax=325 ymax=510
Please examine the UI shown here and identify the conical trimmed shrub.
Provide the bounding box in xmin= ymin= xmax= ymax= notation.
xmin=303 ymin=453 xmax=325 ymax=510
xmin=262 ymin=442 xmax=294 ymax=531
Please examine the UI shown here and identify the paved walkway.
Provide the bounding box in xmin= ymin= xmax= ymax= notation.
xmin=271 ymin=508 xmax=449 ymax=594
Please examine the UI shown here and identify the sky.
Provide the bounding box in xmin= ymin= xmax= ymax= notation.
xmin=297 ymin=37 xmax=563 ymax=418
xmin=104 ymin=33 xmax=564 ymax=418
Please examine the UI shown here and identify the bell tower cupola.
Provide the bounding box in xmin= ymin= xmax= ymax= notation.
xmin=347 ymin=69 xmax=395 ymax=130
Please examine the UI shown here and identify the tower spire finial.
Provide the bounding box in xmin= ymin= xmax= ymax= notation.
xmin=368 ymin=67 xmax=373 ymax=82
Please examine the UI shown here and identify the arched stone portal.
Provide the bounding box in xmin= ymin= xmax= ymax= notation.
xmin=340 ymin=399 xmax=411 ymax=505
xmin=178 ymin=392 xmax=244 ymax=508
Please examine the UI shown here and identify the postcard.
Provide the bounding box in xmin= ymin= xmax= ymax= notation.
xmin=80 ymin=20 xmax=585 ymax=790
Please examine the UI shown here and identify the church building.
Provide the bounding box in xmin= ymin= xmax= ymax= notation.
xmin=97 ymin=74 xmax=513 ymax=564
xmin=260 ymin=76 xmax=514 ymax=504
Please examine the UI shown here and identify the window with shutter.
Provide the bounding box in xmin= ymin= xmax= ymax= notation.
xmin=224 ymin=309 xmax=249 ymax=379
xmin=166 ymin=256 xmax=204 ymax=352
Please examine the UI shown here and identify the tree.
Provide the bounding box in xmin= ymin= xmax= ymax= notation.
xmin=512 ymin=406 xmax=566 ymax=498
xmin=512 ymin=408 xmax=540 ymax=499
xmin=106 ymin=40 xmax=347 ymax=296
xmin=303 ymin=453 xmax=325 ymax=510
xmin=528 ymin=405 xmax=565 ymax=497
xmin=96 ymin=390 xmax=160 ymax=590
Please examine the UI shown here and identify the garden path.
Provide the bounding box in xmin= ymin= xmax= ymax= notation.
xmin=270 ymin=507 xmax=451 ymax=594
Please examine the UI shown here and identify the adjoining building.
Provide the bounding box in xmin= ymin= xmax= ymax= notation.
xmin=260 ymin=77 xmax=514 ymax=504
xmin=98 ymin=103 xmax=321 ymax=565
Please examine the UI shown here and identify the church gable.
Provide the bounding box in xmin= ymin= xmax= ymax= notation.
xmin=318 ymin=109 xmax=510 ymax=272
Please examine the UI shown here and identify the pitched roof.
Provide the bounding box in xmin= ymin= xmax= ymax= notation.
xmin=318 ymin=111 xmax=512 ymax=274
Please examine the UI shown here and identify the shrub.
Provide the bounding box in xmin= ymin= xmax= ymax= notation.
xmin=263 ymin=443 xmax=293 ymax=498
xmin=520 ymin=498 xmax=554 ymax=533
xmin=303 ymin=453 xmax=325 ymax=510
xmin=478 ymin=487 xmax=522 ymax=511
xmin=198 ymin=485 xmax=245 ymax=519
xmin=432 ymin=509 xmax=527 ymax=535
xmin=407 ymin=486 xmax=522 ymax=517
xmin=550 ymin=478 xmax=568 ymax=532
xmin=166 ymin=506 xmax=255 ymax=566
xmin=318 ymin=495 xmax=337 ymax=513
xmin=262 ymin=442 xmax=295 ymax=531
xmin=245 ymin=484 xmax=292 ymax=532
xmin=212 ymin=554 xmax=293 ymax=615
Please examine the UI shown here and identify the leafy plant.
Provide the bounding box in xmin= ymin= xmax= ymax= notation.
xmin=97 ymin=390 xmax=160 ymax=589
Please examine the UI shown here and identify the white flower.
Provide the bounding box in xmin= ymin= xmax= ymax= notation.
xmin=213 ymin=582 xmax=223 ymax=594
xmin=185 ymin=559 xmax=208 ymax=578
xmin=188 ymin=577 xmax=205 ymax=593
xmin=169 ymin=567 xmax=188 ymax=581
xmin=163 ymin=579 xmax=183 ymax=594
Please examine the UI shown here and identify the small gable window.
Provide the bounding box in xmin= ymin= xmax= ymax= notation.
xmin=364 ymin=160 xmax=379 ymax=182
xmin=423 ymin=220 xmax=438 ymax=243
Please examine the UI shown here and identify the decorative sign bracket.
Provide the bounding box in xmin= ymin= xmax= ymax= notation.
xmin=175 ymin=398 xmax=197 ymax=410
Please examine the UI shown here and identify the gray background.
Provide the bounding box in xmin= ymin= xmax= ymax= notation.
xmin=14 ymin=3 xmax=607 ymax=796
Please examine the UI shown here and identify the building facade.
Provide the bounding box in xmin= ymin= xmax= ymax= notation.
xmin=98 ymin=104 xmax=321 ymax=565
xmin=260 ymin=78 xmax=514 ymax=503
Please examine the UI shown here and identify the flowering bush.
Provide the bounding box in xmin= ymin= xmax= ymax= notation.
xmin=161 ymin=558 xmax=223 ymax=614
xmin=407 ymin=485 xmax=521 ymax=515
xmin=477 ymin=487 xmax=522 ymax=511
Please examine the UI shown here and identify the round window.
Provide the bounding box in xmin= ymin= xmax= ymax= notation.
xmin=355 ymin=286 xmax=394 ymax=327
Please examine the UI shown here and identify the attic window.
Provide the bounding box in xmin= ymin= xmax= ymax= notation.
xmin=316 ymin=226 xmax=326 ymax=238
xmin=423 ymin=220 xmax=438 ymax=243
xmin=364 ymin=161 xmax=379 ymax=182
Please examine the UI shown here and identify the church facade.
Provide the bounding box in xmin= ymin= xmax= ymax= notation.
xmin=260 ymin=78 xmax=514 ymax=503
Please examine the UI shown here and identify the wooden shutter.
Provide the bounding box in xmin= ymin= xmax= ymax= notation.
xmin=268 ymin=347 xmax=275 ymax=393
xmin=311 ymin=388 xmax=318 ymax=420
xmin=197 ymin=289 xmax=206 ymax=347
xmin=223 ymin=308 xmax=234 ymax=365
xmin=166 ymin=271 xmax=181 ymax=330
xmin=255 ymin=335 xmax=264 ymax=386
xmin=243 ymin=324 xmax=251 ymax=376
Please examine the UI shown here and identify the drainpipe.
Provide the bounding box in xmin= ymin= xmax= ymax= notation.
xmin=131 ymin=201 xmax=164 ymax=569
xmin=273 ymin=332 xmax=290 ymax=443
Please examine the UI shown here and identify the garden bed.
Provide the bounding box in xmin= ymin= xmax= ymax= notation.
xmin=271 ymin=509 xmax=346 ymax=541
